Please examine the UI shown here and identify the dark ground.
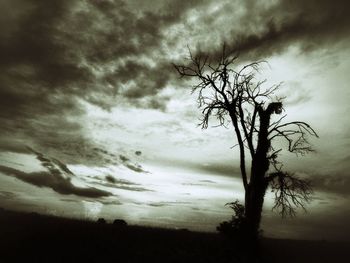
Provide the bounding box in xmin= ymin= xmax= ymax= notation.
xmin=0 ymin=208 xmax=348 ymax=263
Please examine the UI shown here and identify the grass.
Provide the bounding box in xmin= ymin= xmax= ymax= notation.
xmin=0 ymin=208 xmax=348 ymax=263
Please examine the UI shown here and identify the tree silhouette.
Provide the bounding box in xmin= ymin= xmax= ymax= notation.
xmin=174 ymin=48 xmax=318 ymax=240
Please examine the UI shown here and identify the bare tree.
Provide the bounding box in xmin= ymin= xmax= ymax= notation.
xmin=174 ymin=48 xmax=318 ymax=239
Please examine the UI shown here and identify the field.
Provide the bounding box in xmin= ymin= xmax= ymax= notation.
xmin=0 ymin=208 xmax=347 ymax=263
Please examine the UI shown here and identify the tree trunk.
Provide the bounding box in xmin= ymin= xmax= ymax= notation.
xmin=244 ymin=174 xmax=268 ymax=239
xmin=244 ymin=103 xmax=279 ymax=239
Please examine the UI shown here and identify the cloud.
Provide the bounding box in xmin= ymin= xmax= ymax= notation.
xmin=28 ymin=147 xmax=76 ymax=176
xmin=125 ymin=163 xmax=148 ymax=173
xmin=198 ymin=163 xmax=241 ymax=177
xmin=119 ymin=155 xmax=130 ymax=162
xmin=0 ymin=0 xmax=224 ymax=169
xmin=1 ymin=0 xmax=349 ymax=212
xmin=104 ymin=175 xmax=142 ymax=187
xmin=199 ymin=180 xmax=216 ymax=184
xmin=5 ymin=0 xmax=349 ymax=167
xmin=147 ymin=201 xmax=192 ymax=207
xmin=0 ymin=148 xmax=112 ymax=198
xmin=194 ymin=0 xmax=350 ymax=60
xmin=99 ymin=199 xmax=123 ymax=206
xmin=119 ymin=154 xmax=148 ymax=173
xmin=2 ymin=0 xmax=349 ymax=132
xmin=0 ymin=0 xmax=196 ymax=115
xmin=0 ymin=191 xmax=18 ymax=200
xmin=0 ymin=0 xmax=201 ymax=159
xmin=0 ymin=165 xmax=111 ymax=198
xmin=103 ymin=175 xmax=152 ymax=192
xmin=311 ymin=173 xmax=350 ymax=196
xmin=60 ymin=198 xmax=80 ymax=203
xmin=169 ymin=160 xmax=241 ymax=178
xmin=108 ymin=183 xmax=152 ymax=192
xmin=88 ymin=174 xmax=152 ymax=192
xmin=105 ymin=175 xmax=117 ymax=184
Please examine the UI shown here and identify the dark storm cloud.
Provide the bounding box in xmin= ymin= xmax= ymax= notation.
xmin=0 ymin=165 xmax=111 ymax=198
xmin=0 ymin=148 xmax=112 ymax=197
xmin=0 ymin=0 xmax=90 ymax=139
xmin=209 ymin=0 xmax=350 ymax=60
xmin=80 ymin=0 xmax=207 ymax=63
xmin=0 ymin=0 xmax=203 ymax=159
xmin=103 ymin=60 xmax=174 ymax=98
xmin=28 ymin=147 xmax=76 ymax=176
xmin=2 ymin=0 xmax=348 ymax=199
xmin=0 ymin=0 xmax=171 ymax=94
xmin=0 ymin=2 xmax=91 ymax=156
xmin=2 ymin=0 xmax=348 ymax=142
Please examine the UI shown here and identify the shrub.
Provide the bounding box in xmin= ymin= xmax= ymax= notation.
xmin=113 ymin=219 xmax=127 ymax=227
xmin=216 ymin=200 xmax=248 ymax=237
xmin=97 ymin=218 xmax=106 ymax=224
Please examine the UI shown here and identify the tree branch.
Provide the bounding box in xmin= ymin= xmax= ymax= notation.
xmin=268 ymin=171 xmax=312 ymax=217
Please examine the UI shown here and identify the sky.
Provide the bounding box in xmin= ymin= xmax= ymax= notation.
xmin=0 ymin=0 xmax=350 ymax=240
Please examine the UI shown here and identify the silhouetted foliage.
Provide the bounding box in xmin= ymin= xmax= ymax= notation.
xmin=113 ymin=219 xmax=127 ymax=227
xmin=217 ymin=201 xmax=248 ymax=237
xmin=174 ymin=46 xmax=318 ymax=241
xmin=97 ymin=217 xmax=106 ymax=224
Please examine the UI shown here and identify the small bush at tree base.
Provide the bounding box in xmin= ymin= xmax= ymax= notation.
xmin=217 ymin=200 xmax=249 ymax=238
